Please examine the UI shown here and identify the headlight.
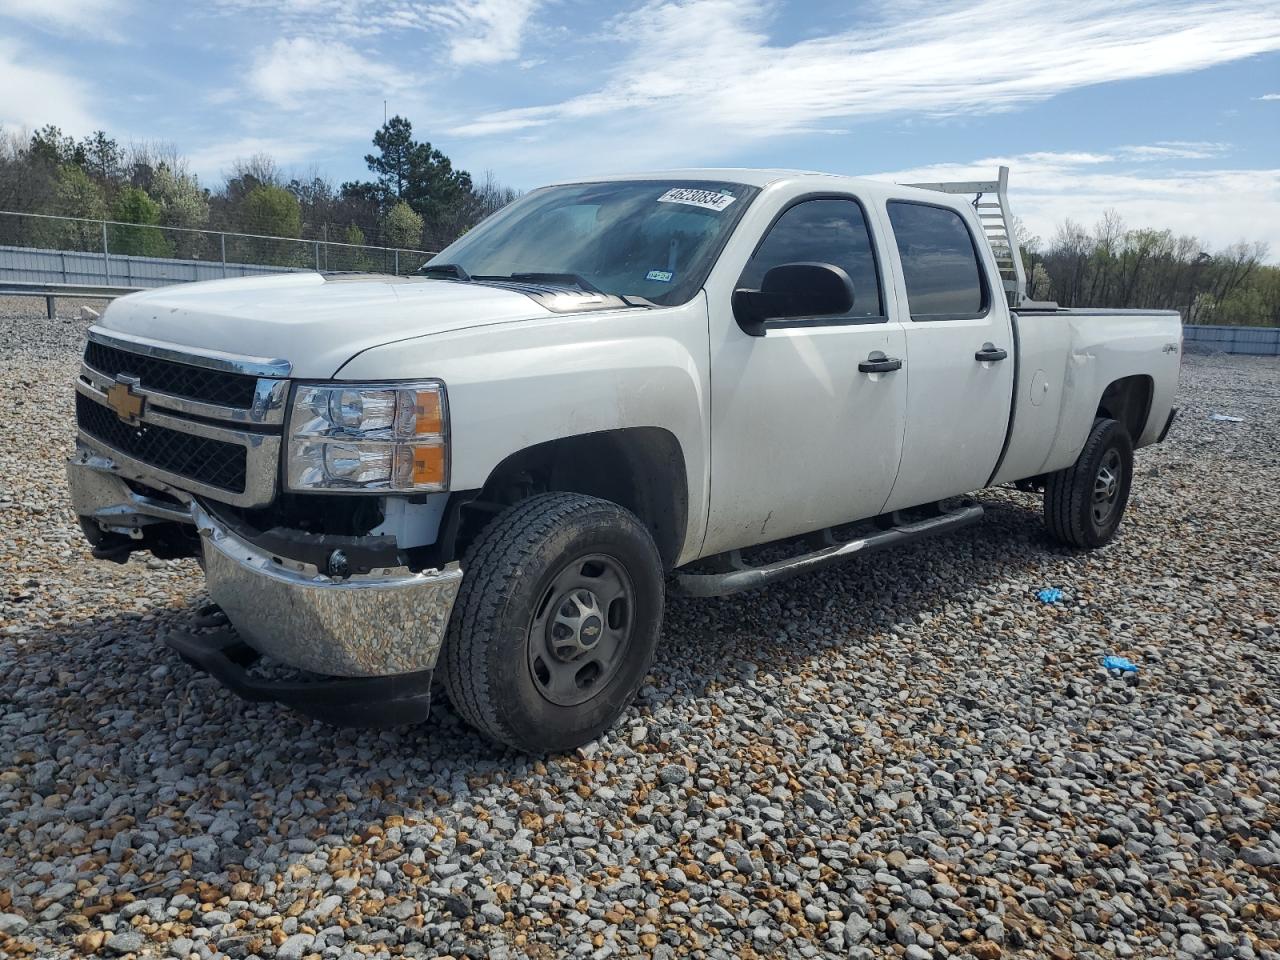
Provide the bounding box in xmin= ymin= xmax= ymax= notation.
xmin=286 ymin=382 xmax=448 ymax=492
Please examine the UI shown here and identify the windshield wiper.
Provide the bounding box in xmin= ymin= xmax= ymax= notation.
xmin=466 ymin=272 xmax=655 ymax=308
xmin=419 ymin=262 xmax=471 ymax=280
xmin=513 ymin=272 xmax=604 ymax=294
xmin=473 ymin=272 xmax=604 ymax=295
xmin=619 ymin=295 xmax=659 ymax=308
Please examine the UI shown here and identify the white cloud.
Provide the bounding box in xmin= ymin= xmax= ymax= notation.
xmin=1256 ymin=93 xmax=1280 ymax=100
xmin=0 ymin=0 xmax=124 ymax=37
xmin=0 ymin=39 xmax=95 ymax=133
xmin=1019 ymin=152 xmax=1115 ymax=166
xmin=248 ymin=37 xmax=407 ymax=109
xmin=871 ymin=150 xmax=1280 ymax=256
xmin=1117 ymin=141 xmax=1231 ymax=161
xmin=212 ymin=0 xmax=542 ymax=65
xmin=435 ymin=0 xmax=542 ymax=65
xmin=449 ymin=0 xmax=1280 ymax=153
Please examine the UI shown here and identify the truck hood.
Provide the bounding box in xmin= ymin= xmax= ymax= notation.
xmin=98 ymin=272 xmax=553 ymax=378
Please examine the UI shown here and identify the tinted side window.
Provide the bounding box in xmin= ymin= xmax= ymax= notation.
xmin=887 ymin=202 xmax=986 ymax=320
xmin=739 ymin=198 xmax=883 ymax=320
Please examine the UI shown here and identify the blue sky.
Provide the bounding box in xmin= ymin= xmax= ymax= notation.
xmin=2 ymin=0 xmax=1278 ymax=253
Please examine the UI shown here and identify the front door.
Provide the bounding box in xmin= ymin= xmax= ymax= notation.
xmin=879 ymin=199 xmax=1015 ymax=512
xmin=703 ymin=195 xmax=908 ymax=557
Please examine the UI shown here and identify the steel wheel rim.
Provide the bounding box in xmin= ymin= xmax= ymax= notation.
xmin=527 ymin=553 xmax=635 ymax=707
xmin=1092 ymin=447 xmax=1123 ymax=526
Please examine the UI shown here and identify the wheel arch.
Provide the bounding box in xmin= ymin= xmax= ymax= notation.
xmin=473 ymin=427 xmax=689 ymax=570
xmin=1096 ymin=374 xmax=1154 ymax=440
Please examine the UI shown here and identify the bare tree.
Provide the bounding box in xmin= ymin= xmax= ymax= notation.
xmin=229 ymin=153 xmax=281 ymax=188
xmin=1210 ymin=241 xmax=1268 ymax=304
xmin=1087 ymin=209 xmax=1125 ymax=305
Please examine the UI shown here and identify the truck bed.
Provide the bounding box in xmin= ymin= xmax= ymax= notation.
xmin=991 ymin=307 xmax=1182 ymax=487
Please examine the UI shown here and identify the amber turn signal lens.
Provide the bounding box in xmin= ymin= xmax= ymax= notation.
xmin=411 ymin=443 xmax=445 ymax=487
xmin=414 ymin=389 xmax=444 ymax=436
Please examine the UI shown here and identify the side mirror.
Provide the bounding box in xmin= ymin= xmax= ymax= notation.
xmin=732 ymin=262 xmax=855 ymax=336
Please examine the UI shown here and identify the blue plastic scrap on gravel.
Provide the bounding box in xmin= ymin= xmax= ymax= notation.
xmin=1103 ymin=655 xmax=1139 ymax=674
xmin=1037 ymin=588 xmax=1065 ymax=603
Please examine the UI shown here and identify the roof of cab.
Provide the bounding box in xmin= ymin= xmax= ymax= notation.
xmin=544 ymin=167 xmax=940 ymax=200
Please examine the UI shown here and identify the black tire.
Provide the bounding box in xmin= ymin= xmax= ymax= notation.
xmin=1044 ymin=417 xmax=1134 ymax=548
xmin=441 ymin=492 xmax=664 ymax=753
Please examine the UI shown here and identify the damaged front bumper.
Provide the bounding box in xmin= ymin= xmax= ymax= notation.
xmin=67 ymin=444 xmax=462 ymax=725
xmin=193 ymin=502 xmax=461 ymax=678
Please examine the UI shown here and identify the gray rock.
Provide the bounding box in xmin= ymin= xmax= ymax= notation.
xmin=276 ymin=933 xmax=315 ymax=960
xmin=844 ymin=915 xmax=872 ymax=946
xmin=1180 ymin=933 xmax=1209 ymax=956
xmin=105 ymin=931 xmax=145 ymax=955
xmin=658 ymin=765 xmax=689 ymax=786
xmin=0 ymin=913 xmax=29 ymax=936
xmin=1240 ymin=847 xmax=1279 ymax=868
xmin=315 ymin=894 xmax=343 ymax=920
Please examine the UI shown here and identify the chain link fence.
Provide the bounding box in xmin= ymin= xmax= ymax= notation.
xmin=0 ymin=210 xmax=439 ymax=290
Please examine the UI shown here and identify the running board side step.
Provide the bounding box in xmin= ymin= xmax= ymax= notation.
xmin=671 ymin=501 xmax=985 ymax=598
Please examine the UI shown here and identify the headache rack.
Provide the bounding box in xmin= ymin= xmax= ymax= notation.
xmin=905 ymin=165 xmax=1056 ymax=310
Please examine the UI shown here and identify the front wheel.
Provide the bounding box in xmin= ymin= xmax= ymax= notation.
xmin=1043 ymin=417 xmax=1134 ymax=548
xmin=441 ymin=493 xmax=664 ymax=753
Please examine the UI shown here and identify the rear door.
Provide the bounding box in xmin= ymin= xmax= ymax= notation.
xmin=878 ymin=199 xmax=1015 ymax=512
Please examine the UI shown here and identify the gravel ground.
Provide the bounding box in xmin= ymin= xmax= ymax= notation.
xmin=0 ymin=295 xmax=111 ymax=321
xmin=1 ymin=311 xmax=1278 ymax=960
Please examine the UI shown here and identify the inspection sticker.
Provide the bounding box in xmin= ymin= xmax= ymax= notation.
xmin=645 ymin=269 xmax=674 ymax=282
xmin=656 ymin=187 xmax=737 ymax=212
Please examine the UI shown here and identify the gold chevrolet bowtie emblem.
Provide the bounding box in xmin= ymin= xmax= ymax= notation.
xmin=106 ymin=380 xmax=145 ymax=424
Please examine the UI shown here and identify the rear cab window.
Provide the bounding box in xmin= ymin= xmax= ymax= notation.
xmin=886 ymin=201 xmax=988 ymax=321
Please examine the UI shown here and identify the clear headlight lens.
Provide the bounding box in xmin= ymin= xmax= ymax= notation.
xmin=286 ymin=382 xmax=448 ymax=492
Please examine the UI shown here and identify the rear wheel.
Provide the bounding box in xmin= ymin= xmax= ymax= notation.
xmin=1044 ymin=417 xmax=1133 ymax=548
xmin=441 ymin=492 xmax=664 ymax=753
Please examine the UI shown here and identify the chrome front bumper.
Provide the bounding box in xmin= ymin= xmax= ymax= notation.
xmin=68 ymin=443 xmax=199 ymax=535
xmin=68 ymin=445 xmax=462 ymax=678
xmin=195 ymin=503 xmax=461 ymax=677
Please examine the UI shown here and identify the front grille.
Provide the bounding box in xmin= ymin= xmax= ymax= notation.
xmin=76 ymin=392 xmax=248 ymax=494
xmin=84 ymin=340 xmax=259 ymax=409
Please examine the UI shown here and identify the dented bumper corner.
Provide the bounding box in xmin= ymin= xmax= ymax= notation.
xmin=193 ymin=502 xmax=462 ymax=677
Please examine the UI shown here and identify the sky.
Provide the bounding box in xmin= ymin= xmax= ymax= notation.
xmin=1 ymin=0 xmax=1278 ymax=254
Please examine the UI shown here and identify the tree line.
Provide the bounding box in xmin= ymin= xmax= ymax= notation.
xmin=0 ymin=116 xmax=518 ymax=270
xmin=0 ymin=118 xmax=1275 ymax=323
xmin=1021 ymin=213 xmax=1277 ymax=326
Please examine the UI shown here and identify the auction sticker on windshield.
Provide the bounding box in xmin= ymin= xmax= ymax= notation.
xmin=657 ymin=188 xmax=737 ymax=212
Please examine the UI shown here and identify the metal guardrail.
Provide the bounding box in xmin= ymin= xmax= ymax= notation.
xmin=0 ymin=281 xmax=143 ymax=318
xmin=0 ymin=209 xmax=437 ymax=282
xmin=0 ymin=243 xmax=309 ymax=292
xmin=0 ymin=208 xmax=442 ymax=317
xmin=1183 ymin=324 xmax=1280 ymax=357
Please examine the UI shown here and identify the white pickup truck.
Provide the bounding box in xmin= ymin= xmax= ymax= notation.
xmin=67 ymin=168 xmax=1180 ymax=752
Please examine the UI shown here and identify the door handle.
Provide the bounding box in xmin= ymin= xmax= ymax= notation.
xmin=858 ymin=353 xmax=903 ymax=374
xmin=975 ymin=342 xmax=1008 ymax=362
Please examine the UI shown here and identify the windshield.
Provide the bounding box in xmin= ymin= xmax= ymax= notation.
xmin=424 ymin=179 xmax=758 ymax=307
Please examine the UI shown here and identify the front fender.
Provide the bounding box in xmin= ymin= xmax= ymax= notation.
xmin=334 ymin=297 xmax=712 ymax=565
